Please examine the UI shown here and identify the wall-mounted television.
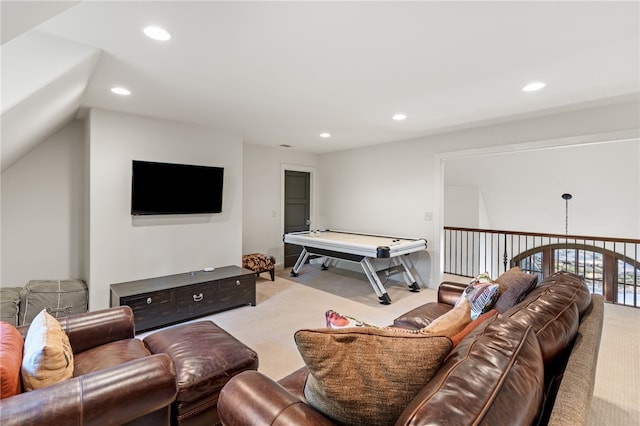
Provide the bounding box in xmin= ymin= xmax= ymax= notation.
xmin=131 ymin=160 xmax=224 ymax=215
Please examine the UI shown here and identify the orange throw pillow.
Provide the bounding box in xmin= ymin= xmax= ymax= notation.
xmin=450 ymin=309 xmax=498 ymax=348
xmin=0 ymin=321 xmax=24 ymax=398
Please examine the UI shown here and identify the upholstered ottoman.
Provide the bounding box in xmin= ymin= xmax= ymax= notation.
xmin=242 ymin=253 xmax=276 ymax=281
xmin=144 ymin=321 xmax=259 ymax=426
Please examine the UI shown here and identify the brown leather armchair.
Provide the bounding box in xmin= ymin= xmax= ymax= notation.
xmin=0 ymin=306 xmax=177 ymax=426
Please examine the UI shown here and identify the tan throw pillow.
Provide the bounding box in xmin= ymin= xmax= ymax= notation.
xmin=493 ymin=267 xmax=539 ymax=313
xmin=421 ymin=298 xmax=473 ymax=337
xmin=294 ymin=327 xmax=452 ymax=426
xmin=21 ymin=309 xmax=74 ymax=391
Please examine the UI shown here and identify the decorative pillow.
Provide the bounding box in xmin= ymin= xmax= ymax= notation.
xmin=325 ymin=309 xmax=377 ymax=328
xmin=0 ymin=321 xmax=24 ymax=398
xmin=421 ymin=299 xmax=473 ymax=337
xmin=325 ymin=309 xmax=420 ymax=333
xmin=456 ymin=273 xmax=500 ymax=320
xmin=450 ymin=309 xmax=498 ymax=348
xmin=295 ymin=327 xmax=452 ymax=426
xmin=21 ymin=309 xmax=74 ymax=391
xmin=493 ymin=267 xmax=539 ymax=313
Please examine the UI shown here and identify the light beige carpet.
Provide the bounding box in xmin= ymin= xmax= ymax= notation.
xmin=587 ymin=302 xmax=640 ymax=425
xmin=139 ymin=268 xmax=639 ymax=425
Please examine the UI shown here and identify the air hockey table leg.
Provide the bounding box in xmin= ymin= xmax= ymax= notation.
xmin=291 ymin=248 xmax=310 ymax=277
xmin=321 ymin=258 xmax=331 ymax=270
xmin=378 ymin=293 xmax=392 ymax=305
xmin=397 ymin=256 xmax=421 ymax=292
xmin=361 ymin=257 xmax=392 ymax=305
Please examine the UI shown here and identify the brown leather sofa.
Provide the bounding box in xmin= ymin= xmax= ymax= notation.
xmin=218 ymin=271 xmax=604 ymax=425
xmin=0 ymin=306 xmax=178 ymax=426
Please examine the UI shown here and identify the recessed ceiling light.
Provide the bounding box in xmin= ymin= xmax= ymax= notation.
xmin=144 ymin=26 xmax=171 ymax=41
xmin=522 ymin=82 xmax=546 ymax=92
xmin=110 ymin=87 xmax=131 ymax=96
xmin=393 ymin=113 xmax=407 ymax=121
xmin=320 ymin=132 xmax=331 ymax=138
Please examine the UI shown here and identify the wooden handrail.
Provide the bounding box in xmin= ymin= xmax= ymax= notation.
xmin=444 ymin=226 xmax=640 ymax=244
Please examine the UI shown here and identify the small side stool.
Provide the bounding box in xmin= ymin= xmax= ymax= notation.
xmin=144 ymin=321 xmax=259 ymax=426
xmin=242 ymin=253 xmax=276 ymax=281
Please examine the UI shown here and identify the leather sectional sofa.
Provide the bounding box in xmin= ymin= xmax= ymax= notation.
xmin=218 ymin=271 xmax=604 ymax=425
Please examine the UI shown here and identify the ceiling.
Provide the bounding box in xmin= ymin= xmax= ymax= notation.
xmin=1 ymin=1 xmax=639 ymax=170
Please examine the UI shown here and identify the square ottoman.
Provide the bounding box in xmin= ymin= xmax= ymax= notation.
xmin=144 ymin=321 xmax=259 ymax=426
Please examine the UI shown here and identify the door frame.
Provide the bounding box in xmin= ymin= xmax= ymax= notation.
xmin=281 ymin=163 xmax=316 ymax=240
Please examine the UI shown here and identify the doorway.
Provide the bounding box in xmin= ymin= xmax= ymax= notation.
xmin=284 ymin=170 xmax=311 ymax=267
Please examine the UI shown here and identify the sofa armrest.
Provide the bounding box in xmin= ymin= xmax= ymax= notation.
xmin=64 ymin=306 xmax=137 ymax=353
xmin=218 ymin=370 xmax=335 ymax=425
xmin=547 ymin=294 xmax=604 ymax=426
xmin=438 ymin=281 xmax=467 ymax=306
xmin=63 ymin=306 xmax=137 ymax=353
xmin=0 ymin=353 xmax=176 ymax=426
xmin=18 ymin=306 xmax=137 ymax=353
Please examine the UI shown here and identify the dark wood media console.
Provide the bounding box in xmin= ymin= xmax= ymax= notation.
xmin=110 ymin=265 xmax=256 ymax=332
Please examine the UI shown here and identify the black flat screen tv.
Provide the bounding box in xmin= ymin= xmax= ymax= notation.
xmin=131 ymin=160 xmax=224 ymax=215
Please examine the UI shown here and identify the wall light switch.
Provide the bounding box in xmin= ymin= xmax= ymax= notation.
xmin=424 ymin=211 xmax=433 ymax=221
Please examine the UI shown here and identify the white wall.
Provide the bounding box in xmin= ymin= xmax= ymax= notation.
xmin=444 ymin=140 xmax=640 ymax=238
xmin=318 ymin=139 xmax=435 ymax=283
xmin=1 ymin=120 xmax=85 ymax=286
xmin=3 ymin=99 xmax=638 ymax=301
xmin=478 ymin=192 xmax=491 ymax=228
xmin=242 ymin=144 xmax=319 ymax=264
xmin=87 ymin=109 xmax=243 ymax=310
xmin=319 ymin=99 xmax=640 ymax=288
xmin=444 ymin=185 xmax=481 ymax=228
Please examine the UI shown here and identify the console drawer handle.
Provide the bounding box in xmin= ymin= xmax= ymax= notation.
xmin=193 ymin=293 xmax=204 ymax=302
xmin=236 ymin=280 xmax=240 ymax=286
xmin=146 ymin=297 xmax=152 ymax=305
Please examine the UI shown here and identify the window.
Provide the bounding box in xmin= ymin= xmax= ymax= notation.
xmin=515 ymin=244 xmax=638 ymax=307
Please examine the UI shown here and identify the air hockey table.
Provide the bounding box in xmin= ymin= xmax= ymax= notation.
xmin=283 ymin=230 xmax=427 ymax=304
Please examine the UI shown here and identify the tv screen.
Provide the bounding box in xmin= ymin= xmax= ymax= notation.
xmin=131 ymin=160 xmax=224 ymax=215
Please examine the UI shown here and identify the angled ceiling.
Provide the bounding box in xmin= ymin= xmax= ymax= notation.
xmin=2 ymin=1 xmax=639 ymax=171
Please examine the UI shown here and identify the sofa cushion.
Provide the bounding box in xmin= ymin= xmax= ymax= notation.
xmin=294 ymin=327 xmax=451 ymax=426
xmin=396 ymin=316 xmax=544 ymax=426
xmin=21 ymin=309 xmax=74 ymax=391
xmin=73 ymin=339 xmax=151 ymax=376
xmin=533 ymin=271 xmax=592 ymax=315
xmin=0 ymin=321 xmax=24 ymax=398
xmin=503 ymin=272 xmax=588 ymax=365
xmin=504 ymin=294 xmax=580 ymax=365
xmin=278 ymin=366 xmax=311 ymax=402
xmin=493 ymin=267 xmax=539 ymax=313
